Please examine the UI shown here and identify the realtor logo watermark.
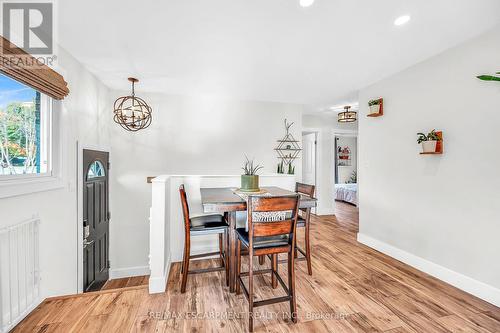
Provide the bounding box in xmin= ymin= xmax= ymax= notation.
xmin=1 ymin=0 xmax=57 ymax=68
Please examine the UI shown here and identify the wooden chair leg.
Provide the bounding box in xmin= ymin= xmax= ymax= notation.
xmin=288 ymin=249 xmax=297 ymax=323
xmin=248 ymin=248 xmax=254 ymax=332
xmin=236 ymin=239 xmax=241 ymax=294
xmin=271 ymin=254 xmax=278 ymax=289
xmin=181 ymin=237 xmax=190 ymax=293
xmin=224 ymin=230 xmax=230 ymax=286
xmin=181 ymin=244 xmax=186 ymax=275
xmin=305 ymin=222 xmax=312 ymax=275
xmin=258 ymin=255 xmax=265 ymax=265
xmin=219 ymin=233 xmax=224 ymax=265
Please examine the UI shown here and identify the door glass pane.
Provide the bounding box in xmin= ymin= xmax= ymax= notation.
xmin=87 ymin=161 xmax=105 ymax=179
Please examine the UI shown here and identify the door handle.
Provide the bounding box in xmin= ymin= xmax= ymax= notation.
xmin=83 ymin=239 xmax=94 ymax=247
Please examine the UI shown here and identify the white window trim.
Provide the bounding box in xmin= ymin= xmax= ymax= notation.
xmin=0 ymin=100 xmax=64 ymax=199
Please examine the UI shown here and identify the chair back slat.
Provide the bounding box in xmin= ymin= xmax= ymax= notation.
xmin=295 ymin=182 xmax=315 ymax=197
xmin=249 ymin=196 xmax=299 ymax=212
xmin=295 ymin=182 xmax=315 ymax=213
xmin=247 ymin=195 xmax=300 ymax=245
xmin=253 ymin=219 xmax=294 ymax=237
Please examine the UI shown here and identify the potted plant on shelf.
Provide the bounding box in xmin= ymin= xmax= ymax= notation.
xmin=241 ymin=156 xmax=263 ymax=192
xmin=417 ymin=130 xmax=441 ymax=153
xmin=368 ymin=98 xmax=383 ymax=115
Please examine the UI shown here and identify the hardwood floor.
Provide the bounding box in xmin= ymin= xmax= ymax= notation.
xmin=13 ymin=202 xmax=500 ymax=332
xmin=101 ymin=275 xmax=149 ymax=291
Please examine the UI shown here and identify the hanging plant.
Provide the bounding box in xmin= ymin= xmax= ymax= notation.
xmin=477 ymin=72 xmax=500 ymax=82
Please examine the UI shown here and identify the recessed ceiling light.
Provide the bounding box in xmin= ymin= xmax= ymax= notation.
xmin=300 ymin=0 xmax=315 ymax=8
xmin=394 ymin=15 xmax=411 ymax=26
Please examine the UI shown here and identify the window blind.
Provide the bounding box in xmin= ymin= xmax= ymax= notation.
xmin=0 ymin=35 xmax=69 ymax=100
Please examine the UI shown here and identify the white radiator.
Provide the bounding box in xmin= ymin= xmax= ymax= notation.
xmin=0 ymin=217 xmax=41 ymax=333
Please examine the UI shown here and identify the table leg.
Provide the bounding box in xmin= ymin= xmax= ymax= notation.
xmin=228 ymin=211 xmax=237 ymax=292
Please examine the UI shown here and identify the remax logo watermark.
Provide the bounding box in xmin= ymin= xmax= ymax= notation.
xmin=1 ymin=0 xmax=57 ymax=68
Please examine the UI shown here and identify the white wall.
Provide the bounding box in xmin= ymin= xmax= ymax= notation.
xmin=302 ymin=114 xmax=357 ymax=215
xmin=358 ymin=25 xmax=500 ymax=306
xmin=0 ymin=47 xmax=111 ymax=298
xmin=108 ymin=94 xmax=304 ymax=274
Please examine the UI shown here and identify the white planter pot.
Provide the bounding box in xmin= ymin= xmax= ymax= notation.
xmin=422 ymin=141 xmax=437 ymax=153
xmin=369 ymin=104 xmax=380 ymax=115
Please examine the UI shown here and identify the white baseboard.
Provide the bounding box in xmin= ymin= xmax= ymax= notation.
xmin=1 ymin=297 xmax=42 ymax=333
xmin=109 ymin=266 xmax=150 ymax=279
xmin=357 ymin=233 xmax=500 ymax=307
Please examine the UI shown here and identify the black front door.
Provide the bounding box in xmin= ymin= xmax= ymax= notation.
xmin=83 ymin=149 xmax=110 ymax=292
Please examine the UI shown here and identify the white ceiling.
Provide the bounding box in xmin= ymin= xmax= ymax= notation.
xmin=58 ymin=0 xmax=500 ymax=111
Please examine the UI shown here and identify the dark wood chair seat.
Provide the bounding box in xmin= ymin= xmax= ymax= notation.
xmin=190 ymin=215 xmax=228 ymax=234
xmin=236 ymin=228 xmax=289 ymax=249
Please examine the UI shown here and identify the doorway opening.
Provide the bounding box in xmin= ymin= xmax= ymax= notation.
xmin=334 ymin=134 xmax=358 ymax=211
xmin=82 ymin=149 xmax=110 ymax=292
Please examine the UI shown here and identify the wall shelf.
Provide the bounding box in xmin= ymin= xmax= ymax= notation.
xmin=275 ymin=119 xmax=301 ymax=167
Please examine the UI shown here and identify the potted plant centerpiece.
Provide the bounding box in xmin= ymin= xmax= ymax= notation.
xmin=241 ymin=156 xmax=263 ymax=192
xmin=417 ymin=130 xmax=441 ymax=153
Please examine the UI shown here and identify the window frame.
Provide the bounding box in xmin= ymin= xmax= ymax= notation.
xmin=0 ymin=98 xmax=63 ymax=198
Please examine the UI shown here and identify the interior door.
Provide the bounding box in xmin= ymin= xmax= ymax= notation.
xmin=83 ymin=149 xmax=110 ymax=292
xmin=302 ymin=133 xmax=316 ymax=186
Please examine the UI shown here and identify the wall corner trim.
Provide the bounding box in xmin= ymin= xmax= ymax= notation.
xmin=148 ymin=254 xmax=171 ymax=294
xmin=357 ymin=233 xmax=500 ymax=307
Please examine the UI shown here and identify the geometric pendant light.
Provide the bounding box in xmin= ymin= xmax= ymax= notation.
xmin=113 ymin=78 xmax=152 ymax=131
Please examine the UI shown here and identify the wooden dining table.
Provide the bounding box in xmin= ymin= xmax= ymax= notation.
xmin=200 ymin=186 xmax=317 ymax=292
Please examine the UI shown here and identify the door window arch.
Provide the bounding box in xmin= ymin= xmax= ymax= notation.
xmin=87 ymin=160 xmax=105 ymax=179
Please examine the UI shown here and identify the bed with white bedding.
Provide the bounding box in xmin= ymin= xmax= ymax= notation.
xmin=335 ymin=183 xmax=357 ymax=206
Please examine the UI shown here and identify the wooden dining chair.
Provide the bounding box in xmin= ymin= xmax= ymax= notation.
xmin=235 ymin=195 xmax=300 ymax=332
xmin=295 ymin=182 xmax=315 ymax=275
xmin=179 ymin=184 xmax=229 ymax=293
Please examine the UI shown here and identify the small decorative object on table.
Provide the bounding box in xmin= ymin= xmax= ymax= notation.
xmin=417 ymin=129 xmax=443 ymax=154
xmin=368 ymin=98 xmax=384 ymax=117
xmin=240 ymin=156 xmax=263 ymax=192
